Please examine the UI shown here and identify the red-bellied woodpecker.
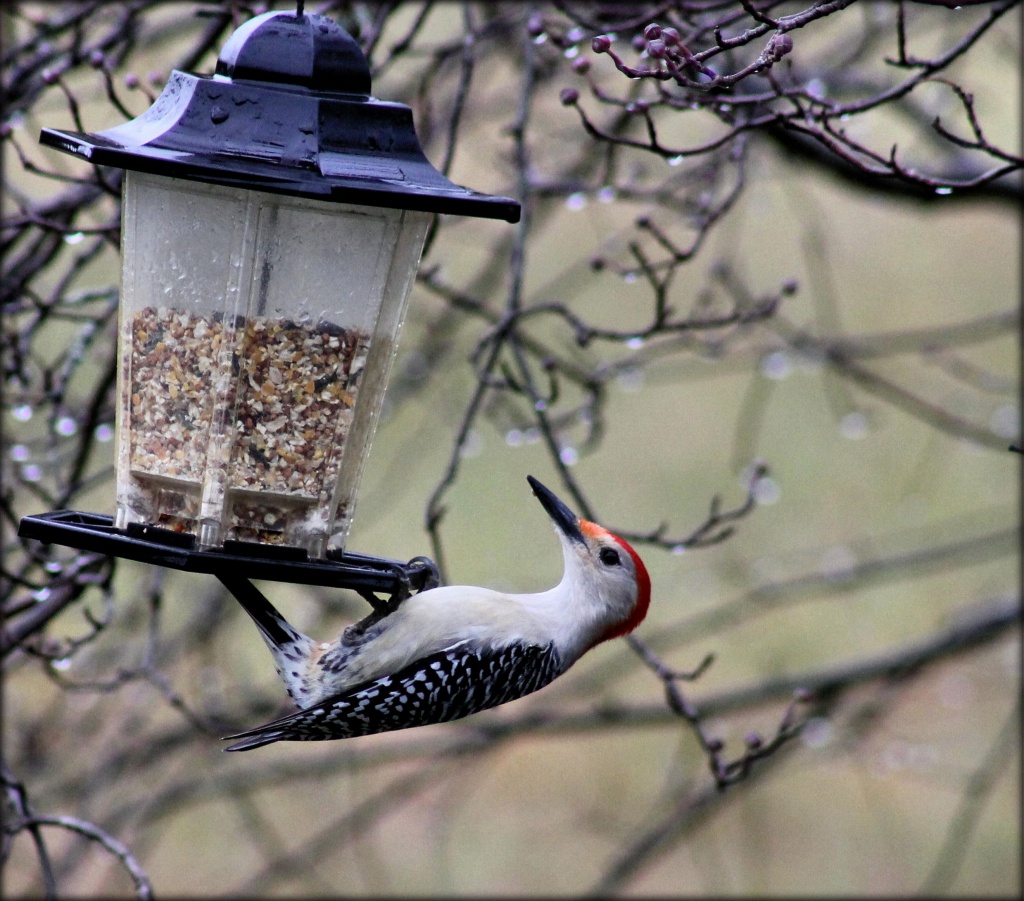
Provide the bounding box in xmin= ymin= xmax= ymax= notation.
xmin=223 ymin=475 xmax=651 ymax=751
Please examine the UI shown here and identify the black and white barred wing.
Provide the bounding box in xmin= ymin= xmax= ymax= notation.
xmin=224 ymin=640 xmax=564 ymax=751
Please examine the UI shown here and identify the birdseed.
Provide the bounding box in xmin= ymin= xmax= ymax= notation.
xmin=123 ymin=305 xmax=370 ymax=546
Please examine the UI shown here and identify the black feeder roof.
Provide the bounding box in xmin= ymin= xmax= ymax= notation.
xmin=39 ymin=10 xmax=521 ymax=222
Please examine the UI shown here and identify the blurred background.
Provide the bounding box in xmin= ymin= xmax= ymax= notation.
xmin=2 ymin=2 xmax=1019 ymax=896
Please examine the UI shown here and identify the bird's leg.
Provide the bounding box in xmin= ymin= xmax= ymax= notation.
xmin=351 ymin=584 xmax=413 ymax=631
xmin=355 ymin=554 xmax=439 ymax=618
xmin=356 ymin=588 xmax=398 ymax=615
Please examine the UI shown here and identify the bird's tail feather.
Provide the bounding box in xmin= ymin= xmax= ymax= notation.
xmin=222 ymin=703 xmax=320 ymax=751
xmin=223 ymin=730 xmax=286 ymax=752
xmin=220 ymin=576 xmax=308 ymax=651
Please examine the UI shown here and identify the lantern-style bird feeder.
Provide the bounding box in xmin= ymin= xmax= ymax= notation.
xmin=19 ymin=9 xmax=519 ymax=601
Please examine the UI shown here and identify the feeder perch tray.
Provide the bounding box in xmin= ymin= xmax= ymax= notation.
xmin=18 ymin=511 xmax=439 ymax=609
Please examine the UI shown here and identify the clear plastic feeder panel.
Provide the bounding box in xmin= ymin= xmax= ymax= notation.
xmin=115 ymin=171 xmax=429 ymax=556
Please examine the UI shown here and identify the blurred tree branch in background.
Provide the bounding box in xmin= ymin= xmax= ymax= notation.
xmin=2 ymin=1 xmax=1019 ymax=896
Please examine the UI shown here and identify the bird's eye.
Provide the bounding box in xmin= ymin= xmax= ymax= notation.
xmin=599 ymin=547 xmax=621 ymax=567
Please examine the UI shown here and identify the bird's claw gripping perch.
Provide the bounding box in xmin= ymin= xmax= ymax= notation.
xmin=355 ymin=554 xmax=439 ymax=616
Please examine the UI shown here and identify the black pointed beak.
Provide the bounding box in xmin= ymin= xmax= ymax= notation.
xmin=527 ymin=476 xmax=586 ymax=545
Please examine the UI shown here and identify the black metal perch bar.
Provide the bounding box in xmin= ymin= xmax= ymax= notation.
xmin=18 ymin=512 xmax=440 ymax=610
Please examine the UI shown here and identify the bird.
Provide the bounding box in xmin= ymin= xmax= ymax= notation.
xmin=222 ymin=475 xmax=651 ymax=751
